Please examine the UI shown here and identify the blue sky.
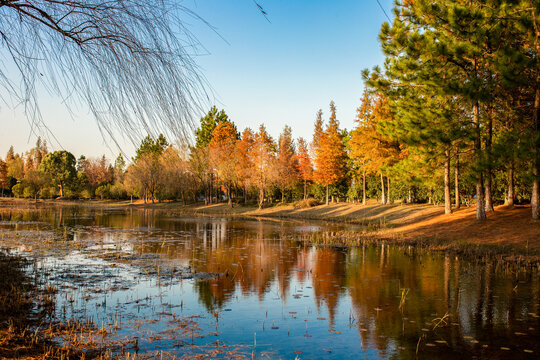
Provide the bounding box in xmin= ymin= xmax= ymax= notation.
xmin=0 ymin=0 xmax=394 ymax=160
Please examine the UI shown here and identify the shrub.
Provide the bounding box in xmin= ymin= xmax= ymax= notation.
xmin=293 ymin=198 xmax=321 ymax=209
xmin=12 ymin=183 xmax=24 ymax=198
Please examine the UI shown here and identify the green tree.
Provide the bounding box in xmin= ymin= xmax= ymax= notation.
xmin=195 ymin=106 xmax=233 ymax=149
xmin=134 ymin=134 xmax=169 ymax=162
xmin=39 ymin=151 xmax=77 ymax=197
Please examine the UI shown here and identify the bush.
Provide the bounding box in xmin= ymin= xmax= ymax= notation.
xmin=95 ymin=184 xmax=112 ymax=199
xmin=40 ymin=187 xmax=56 ymax=199
xmin=293 ymin=198 xmax=321 ymax=209
xmin=79 ymin=189 xmax=93 ymax=200
xmin=23 ymin=186 xmax=35 ymax=199
xmin=11 ymin=183 xmax=24 ymax=198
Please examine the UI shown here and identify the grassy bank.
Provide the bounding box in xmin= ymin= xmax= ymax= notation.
xmin=1 ymin=197 xmax=539 ymax=256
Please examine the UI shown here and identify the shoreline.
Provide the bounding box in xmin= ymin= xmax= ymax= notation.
xmin=1 ymin=197 xmax=539 ymax=261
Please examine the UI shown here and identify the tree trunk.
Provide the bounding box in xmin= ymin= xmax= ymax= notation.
xmin=281 ymin=190 xmax=285 ymax=203
xmin=258 ymin=187 xmax=264 ymax=209
xmin=485 ymin=110 xmax=494 ymax=212
xmin=444 ymin=148 xmax=452 ymax=214
xmin=473 ymin=99 xmax=486 ymax=220
xmin=506 ymin=164 xmax=514 ymax=207
xmin=303 ymin=179 xmax=307 ymax=200
xmin=362 ymin=169 xmax=366 ymax=205
xmin=59 ymin=183 xmax=63 ymax=197
xmin=380 ymin=173 xmax=386 ymax=205
xmin=533 ymin=71 xmax=540 ymax=219
xmin=387 ymin=176 xmax=391 ymax=204
xmin=227 ymin=184 xmax=232 ymax=207
xmin=455 ymin=151 xmax=460 ymax=209
xmin=325 ymin=185 xmax=329 ymax=205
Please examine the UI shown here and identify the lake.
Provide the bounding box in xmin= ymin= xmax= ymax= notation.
xmin=0 ymin=206 xmax=538 ymax=359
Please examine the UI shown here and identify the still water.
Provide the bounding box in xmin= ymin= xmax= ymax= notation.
xmin=1 ymin=206 xmax=539 ymax=359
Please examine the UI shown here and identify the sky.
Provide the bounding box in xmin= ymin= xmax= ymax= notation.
xmin=0 ymin=0 xmax=394 ymax=161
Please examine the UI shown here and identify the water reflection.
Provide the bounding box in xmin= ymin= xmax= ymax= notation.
xmin=0 ymin=206 xmax=539 ymax=359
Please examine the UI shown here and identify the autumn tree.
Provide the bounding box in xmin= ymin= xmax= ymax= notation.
xmin=236 ymin=128 xmax=256 ymax=203
xmin=275 ymin=126 xmax=299 ymax=202
xmin=209 ymin=121 xmax=239 ymax=206
xmin=297 ymin=137 xmax=313 ymax=200
xmin=313 ymin=101 xmax=347 ymax=205
xmin=252 ymin=125 xmax=276 ymax=209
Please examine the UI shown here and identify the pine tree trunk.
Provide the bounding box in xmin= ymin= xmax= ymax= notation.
xmin=455 ymin=152 xmax=460 ymax=209
xmin=473 ymin=100 xmax=486 ymax=220
xmin=380 ymin=173 xmax=386 ymax=205
xmin=326 ymin=185 xmax=329 ymax=205
xmin=532 ymin=71 xmax=540 ymax=220
xmin=506 ymin=164 xmax=514 ymax=207
xmin=485 ymin=111 xmax=494 ymax=212
xmin=444 ymin=148 xmax=452 ymax=214
xmin=362 ymin=169 xmax=366 ymax=205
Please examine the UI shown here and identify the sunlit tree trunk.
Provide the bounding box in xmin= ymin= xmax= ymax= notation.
xmin=362 ymin=169 xmax=366 ymax=205
xmin=485 ymin=111 xmax=494 ymax=212
xmin=326 ymin=185 xmax=329 ymax=205
xmin=505 ymin=164 xmax=514 ymax=207
xmin=473 ymin=100 xmax=486 ymax=220
xmin=387 ymin=176 xmax=391 ymax=204
xmin=532 ymin=72 xmax=540 ymax=220
xmin=444 ymin=148 xmax=452 ymax=214
xmin=455 ymin=152 xmax=460 ymax=209
xmin=380 ymin=173 xmax=386 ymax=205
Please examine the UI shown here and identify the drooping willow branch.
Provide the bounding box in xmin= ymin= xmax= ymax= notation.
xmin=0 ymin=0 xmax=213 ymax=146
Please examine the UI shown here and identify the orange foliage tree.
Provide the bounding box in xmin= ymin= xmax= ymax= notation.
xmin=252 ymin=125 xmax=275 ymax=209
xmin=275 ymin=126 xmax=299 ymax=202
xmin=236 ymin=128 xmax=256 ymax=203
xmin=297 ymin=137 xmax=313 ymax=199
xmin=350 ymin=92 xmax=400 ymax=204
xmin=313 ymin=101 xmax=347 ymax=205
xmin=209 ymin=121 xmax=239 ymax=206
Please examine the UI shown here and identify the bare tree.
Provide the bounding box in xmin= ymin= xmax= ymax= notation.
xmin=0 ymin=0 xmax=210 ymax=143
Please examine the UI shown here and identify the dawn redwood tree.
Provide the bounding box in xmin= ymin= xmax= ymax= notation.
xmin=350 ymin=93 xmax=400 ymax=205
xmin=236 ymin=128 xmax=256 ymax=203
xmin=297 ymin=137 xmax=313 ymax=200
xmin=313 ymin=101 xmax=347 ymax=205
xmin=209 ymin=121 xmax=239 ymax=206
xmin=275 ymin=126 xmax=299 ymax=202
xmin=252 ymin=125 xmax=275 ymax=209
xmin=39 ymin=150 xmax=77 ymax=197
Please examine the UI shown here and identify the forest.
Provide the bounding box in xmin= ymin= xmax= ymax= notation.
xmin=0 ymin=1 xmax=538 ymax=220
